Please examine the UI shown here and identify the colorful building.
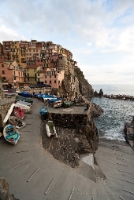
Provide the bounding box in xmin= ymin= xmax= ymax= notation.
xmin=37 ymin=67 xmax=64 ymax=89
xmin=25 ymin=65 xmax=37 ymax=83
xmin=0 ymin=61 xmax=24 ymax=88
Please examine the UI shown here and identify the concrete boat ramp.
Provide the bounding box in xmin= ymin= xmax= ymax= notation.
xmin=0 ymin=99 xmax=134 ymax=200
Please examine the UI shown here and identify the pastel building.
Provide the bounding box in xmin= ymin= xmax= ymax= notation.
xmin=37 ymin=67 xmax=64 ymax=88
xmin=25 ymin=65 xmax=37 ymax=83
xmin=0 ymin=61 xmax=24 ymax=88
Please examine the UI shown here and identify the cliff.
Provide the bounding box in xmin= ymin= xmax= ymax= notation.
xmin=59 ymin=65 xmax=94 ymax=100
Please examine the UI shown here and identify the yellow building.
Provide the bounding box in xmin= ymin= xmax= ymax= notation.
xmin=25 ymin=65 xmax=37 ymax=83
xmin=10 ymin=41 xmax=19 ymax=63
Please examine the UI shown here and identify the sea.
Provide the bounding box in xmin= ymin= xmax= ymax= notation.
xmin=91 ymin=84 xmax=134 ymax=141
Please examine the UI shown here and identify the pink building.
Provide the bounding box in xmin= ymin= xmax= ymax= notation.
xmin=0 ymin=61 xmax=24 ymax=88
xmin=37 ymin=68 xmax=64 ymax=88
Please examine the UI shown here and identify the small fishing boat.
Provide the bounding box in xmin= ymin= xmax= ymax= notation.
xmin=3 ymin=124 xmax=20 ymax=145
xmin=17 ymin=100 xmax=32 ymax=107
xmin=39 ymin=107 xmax=49 ymax=119
xmin=16 ymin=95 xmax=33 ymax=104
xmin=53 ymin=100 xmax=62 ymax=108
xmin=43 ymin=94 xmax=57 ymax=102
xmin=8 ymin=116 xmax=26 ymax=129
xmin=18 ymin=91 xmax=31 ymax=97
xmin=63 ymin=101 xmax=72 ymax=108
xmin=14 ymin=102 xmax=31 ymax=113
xmin=14 ymin=107 xmax=25 ymax=119
xmin=46 ymin=121 xmax=58 ymax=137
xmin=3 ymin=103 xmax=15 ymax=124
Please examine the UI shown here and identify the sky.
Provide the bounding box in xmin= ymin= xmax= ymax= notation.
xmin=0 ymin=0 xmax=134 ymax=85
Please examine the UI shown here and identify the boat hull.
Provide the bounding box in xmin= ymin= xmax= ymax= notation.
xmin=46 ymin=121 xmax=57 ymax=137
xmin=3 ymin=124 xmax=20 ymax=145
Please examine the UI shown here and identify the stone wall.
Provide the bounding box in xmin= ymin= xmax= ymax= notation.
xmin=48 ymin=113 xmax=88 ymax=128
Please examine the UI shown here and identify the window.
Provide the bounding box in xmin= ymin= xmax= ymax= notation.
xmin=50 ymin=80 xmax=51 ymax=84
xmin=54 ymin=80 xmax=56 ymax=83
xmin=2 ymin=64 xmax=4 ymax=67
xmin=58 ymin=80 xmax=60 ymax=84
xmin=55 ymin=75 xmax=56 ymax=78
xmin=47 ymin=71 xmax=51 ymax=75
xmin=34 ymin=69 xmax=36 ymax=72
xmin=2 ymin=70 xmax=5 ymax=74
xmin=45 ymin=81 xmax=47 ymax=83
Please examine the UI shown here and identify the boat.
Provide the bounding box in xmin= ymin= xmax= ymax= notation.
xmin=46 ymin=121 xmax=58 ymax=137
xmin=53 ymin=100 xmax=62 ymax=108
xmin=17 ymin=100 xmax=32 ymax=107
xmin=3 ymin=124 xmax=20 ymax=145
xmin=16 ymin=95 xmax=33 ymax=104
xmin=18 ymin=91 xmax=32 ymax=97
xmin=43 ymin=94 xmax=57 ymax=102
xmin=63 ymin=101 xmax=72 ymax=108
xmin=14 ymin=102 xmax=31 ymax=113
xmin=14 ymin=107 xmax=25 ymax=119
xmin=8 ymin=116 xmax=26 ymax=129
xmin=39 ymin=107 xmax=49 ymax=119
xmin=3 ymin=103 xmax=15 ymax=124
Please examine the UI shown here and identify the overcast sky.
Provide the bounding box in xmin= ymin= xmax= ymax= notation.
xmin=0 ymin=0 xmax=134 ymax=85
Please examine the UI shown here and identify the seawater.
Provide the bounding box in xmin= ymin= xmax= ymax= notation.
xmin=91 ymin=84 xmax=134 ymax=141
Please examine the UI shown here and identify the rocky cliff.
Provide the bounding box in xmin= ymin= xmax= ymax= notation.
xmin=59 ymin=65 xmax=94 ymax=100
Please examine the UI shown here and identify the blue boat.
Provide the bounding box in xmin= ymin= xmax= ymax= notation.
xmin=49 ymin=97 xmax=61 ymax=103
xmin=38 ymin=94 xmax=44 ymax=100
xmin=19 ymin=92 xmax=31 ymax=97
xmin=3 ymin=124 xmax=20 ymax=145
xmin=39 ymin=107 xmax=49 ymax=119
xmin=43 ymin=94 xmax=57 ymax=102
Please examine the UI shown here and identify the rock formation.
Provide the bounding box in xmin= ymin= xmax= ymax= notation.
xmin=124 ymin=117 xmax=134 ymax=149
xmin=59 ymin=64 xmax=94 ymax=100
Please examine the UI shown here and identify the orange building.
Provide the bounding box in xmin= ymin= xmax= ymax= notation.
xmin=0 ymin=61 xmax=24 ymax=88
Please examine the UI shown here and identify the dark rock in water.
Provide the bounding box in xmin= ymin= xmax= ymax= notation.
xmin=94 ymin=89 xmax=103 ymax=97
xmin=91 ymin=103 xmax=103 ymax=118
xmin=124 ymin=117 xmax=134 ymax=149
xmin=0 ymin=177 xmax=19 ymax=200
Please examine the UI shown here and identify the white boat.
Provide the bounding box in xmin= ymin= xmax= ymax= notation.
xmin=46 ymin=121 xmax=58 ymax=137
xmin=3 ymin=124 xmax=20 ymax=145
xmin=43 ymin=95 xmax=57 ymax=102
xmin=3 ymin=103 xmax=15 ymax=124
xmin=17 ymin=100 xmax=32 ymax=107
xmin=53 ymin=100 xmax=62 ymax=108
xmin=14 ymin=102 xmax=31 ymax=113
